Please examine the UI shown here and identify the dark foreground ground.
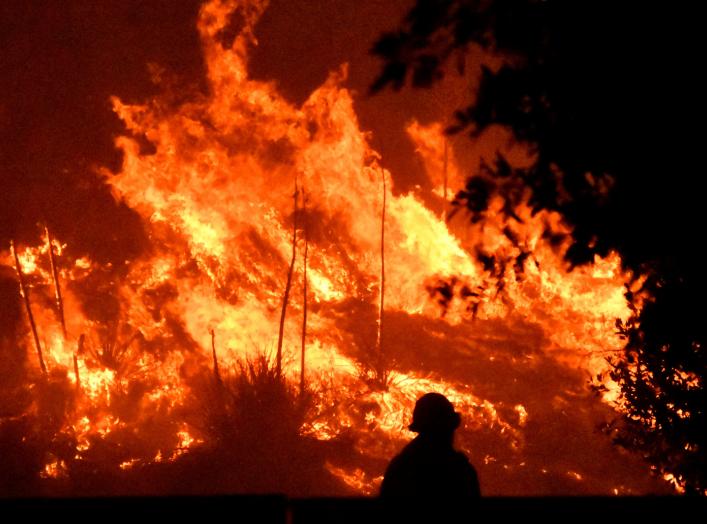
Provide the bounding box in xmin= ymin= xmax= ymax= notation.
xmin=2 ymin=496 xmax=705 ymax=523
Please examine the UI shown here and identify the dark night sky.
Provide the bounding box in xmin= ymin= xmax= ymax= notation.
xmin=1 ymin=0 xmax=481 ymax=259
xmin=1 ymin=1 xmax=205 ymax=258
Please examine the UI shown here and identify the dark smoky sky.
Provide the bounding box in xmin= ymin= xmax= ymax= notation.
xmin=0 ymin=1 xmax=205 ymax=261
xmin=0 ymin=0 xmax=477 ymax=262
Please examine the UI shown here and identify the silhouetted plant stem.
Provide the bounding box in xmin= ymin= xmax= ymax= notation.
xmin=211 ymin=329 xmax=222 ymax=384
xmin=300 ymin=187 xmax=308 ymax=398
xmin=443 ymin=138 xmax=448 ymax=221
xmin=44 ymin=225 xmax=67 ymax=340
xmin=276 ymin=179 xmax=298 ymax=380
xmin=377 ymin=171 xmax=386 ymax=383
xmin=75 ymin=334 xmax=84 ymax=391
xmin=11 ymin=240 xmax=47 ymax=375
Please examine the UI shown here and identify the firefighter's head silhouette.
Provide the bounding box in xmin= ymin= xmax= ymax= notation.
xmin=381 ymin=392 xmax=481 ymax=500
xmin=408 ymin=392 xmax=461 ymax=435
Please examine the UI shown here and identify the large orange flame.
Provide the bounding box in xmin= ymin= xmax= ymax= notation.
xmin=1 ymin=0 xmax=670 ymax=496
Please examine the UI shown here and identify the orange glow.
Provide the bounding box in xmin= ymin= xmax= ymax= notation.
xmin=0 ymin=0 xmax=670 ymax=496
xmin=406 ymin=120 xmax=464 ymax=200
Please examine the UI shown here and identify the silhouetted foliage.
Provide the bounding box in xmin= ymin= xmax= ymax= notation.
xmin=373 ymin=0 xmax=705 ymax=493
xmin=187 ymin=354 xmax=345 ymax=495
xmin=201 ymin=355 xmax=307 ymax=448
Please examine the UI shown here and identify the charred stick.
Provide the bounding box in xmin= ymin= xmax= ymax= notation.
xmin=10 ymin=240 xmax=47 ymax=374
xmin=377 ymin=171 xmax=386 ymax=380
xmin=276 ymin=178 xmax=298 ymax=380
xmin=75 ymin=334 xmax=85 ymax=391
xmin=443 ymin=138 xmax=448 ymax=220
xmin=300 ymin=188 xmax=308 ymax=398
xmin=210 ymin=329 xmax=221 ymax=384
xmin=73 ymin=353 xmax=80 ymax=388
xmin=45 ymin=225 xmax=67 ymax=339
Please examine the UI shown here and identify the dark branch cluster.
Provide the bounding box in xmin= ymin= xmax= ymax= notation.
xmin=373 ymin=0 xmax=706 ymax=492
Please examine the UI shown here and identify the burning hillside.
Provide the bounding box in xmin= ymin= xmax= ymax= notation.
xmin=0 ymin=0 xmax=673 ymax=497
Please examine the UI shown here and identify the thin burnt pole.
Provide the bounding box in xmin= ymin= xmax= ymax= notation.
xmin=11 ymin=240 xmax=47 ymax=374
xmin=210 ymin=329 xmax=222 ymax=384
xmin=75 ymin=334 xmax=84 ymax=390
xmin=443 ymin=138 xmax=448 ymax=220
xmin=276 ymin=179 xmax=298 ymax=380
xmin=45 ymin=225 xmax=67 ymax=339
xmin=300 ymin=187 xmax=308 ymax=397
xmin=377 ymin=171 xmax=386 ymax=381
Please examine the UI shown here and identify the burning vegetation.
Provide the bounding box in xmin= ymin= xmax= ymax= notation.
xmin=0 ymin=0 xmax=683 ymax=497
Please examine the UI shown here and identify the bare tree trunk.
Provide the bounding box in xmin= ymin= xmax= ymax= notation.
xmin=210 ymin=329 xmax=222 ymax=384
xmin=11 ymin=240 xmax=47 ymax=374
xmin=377 ymin=172 xmax=386 ymax=382
xmin=45 ymin=226 xmax=67 ymax=339
xmin=300 ymin=188 xmax=308 ymax=398
xmin=276 ymin=180 xmax=298 ymax=380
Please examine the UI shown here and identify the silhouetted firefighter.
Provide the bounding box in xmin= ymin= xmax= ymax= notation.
xmin=380 ymin=392 xmax=480 ymax=514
